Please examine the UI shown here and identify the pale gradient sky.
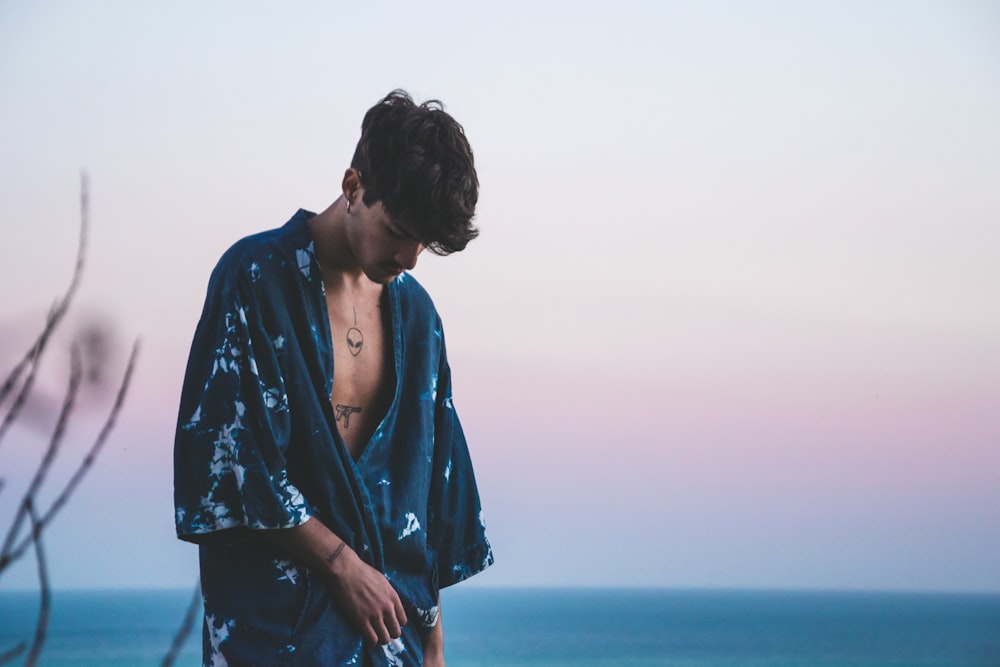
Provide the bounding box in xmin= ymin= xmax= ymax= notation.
xmin=1 ymin=1 xmax=998 ymax=592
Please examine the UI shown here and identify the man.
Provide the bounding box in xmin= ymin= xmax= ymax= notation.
xmin=174 ymin=90 xmax=493 ymax=667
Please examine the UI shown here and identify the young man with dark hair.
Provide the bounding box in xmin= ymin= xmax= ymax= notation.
xmin=174 ymin=90 xmax=493 ymax=666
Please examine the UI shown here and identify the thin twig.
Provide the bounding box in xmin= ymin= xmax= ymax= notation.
xmin=0 ymin=339 xmax=139 ymax=574
xmin=0 ymin=342 xmax=45 ymax=448
xmin=161 ymin=580 xmax=202 ymax=667
xmin=0 ymin=642 xmax=26 ymax=666
xmin=0 ymin=315 xmax=43 ymax=413
xmin=1 ymin=346 xmax=83 ymax=566
xmin=0 ymin=173 xmax=89 ymax=445
xmin=24 ymin=500 xmax=51 ymax=667
xmin=41 ymin=339 xmax=139 ymax=524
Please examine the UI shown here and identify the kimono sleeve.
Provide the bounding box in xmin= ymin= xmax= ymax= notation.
xmin=174 ymin=262 xmax=310 ymax=544
xmin=427 ymin=336 xmax=494 ymax=587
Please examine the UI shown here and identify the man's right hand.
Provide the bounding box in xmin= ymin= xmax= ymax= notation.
xmin=262 ymin=518 xmax=407 ymax=645
xmin=324 ymin=542 xmax=408 ymax=645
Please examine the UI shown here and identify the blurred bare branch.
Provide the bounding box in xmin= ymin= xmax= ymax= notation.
xmin=1 ymin=346 xmax=83 ymax=562
xmin=0 ymin=173 xmax=88 ymax=438
xmin=161 ymin=581 xmax=202 ymax=667
xmin=0 ymin=176 xmax=147 ymax=665
xmin=0 ymin=339 xmax=140 ymax=574
xmin=0 ymin=345 xmax=44 ymax=450
xmin=23 ymin=500 xmax=50 ymax=667
xmin=0 ymin=642 xmax=26 ymax=666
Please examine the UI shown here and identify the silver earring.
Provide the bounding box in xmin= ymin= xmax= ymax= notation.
xmin=347 ymin=199 xmax=352 ymax=213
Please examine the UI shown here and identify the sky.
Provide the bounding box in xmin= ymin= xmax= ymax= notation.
xmin=1 ymin=1 xmax=998 ymax=594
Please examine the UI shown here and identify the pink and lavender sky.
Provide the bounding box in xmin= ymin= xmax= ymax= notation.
xmin=1 ymin=1 xmax=998 ymax=592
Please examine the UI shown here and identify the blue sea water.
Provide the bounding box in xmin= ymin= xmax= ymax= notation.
xmin=1 ymin=588 xmax=998 ymax=666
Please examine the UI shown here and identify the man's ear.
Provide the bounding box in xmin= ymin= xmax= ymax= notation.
xmin=341 ymin=168 xmax=362 ymax=207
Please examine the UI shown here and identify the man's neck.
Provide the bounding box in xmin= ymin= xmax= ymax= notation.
xmin=308 ymin=197 xmax=371 ymax=292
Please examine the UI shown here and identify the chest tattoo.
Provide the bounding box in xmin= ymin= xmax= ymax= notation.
xmin=346 ymin=306 xmax=364 ymax=357
xmin=334 ymin=404 xmax=362 ymax=429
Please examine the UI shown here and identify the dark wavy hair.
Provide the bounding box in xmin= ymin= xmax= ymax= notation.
xmin=351 ymin=90 xmax=479 ymax=255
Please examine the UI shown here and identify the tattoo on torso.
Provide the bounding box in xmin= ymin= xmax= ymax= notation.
xmin=334 ymin=404 xmax=362 ymax=429
xmin=326 ymin=292 xmax=391 ymax=457
xmin=346 ymin=306 xmax=364 ymax=356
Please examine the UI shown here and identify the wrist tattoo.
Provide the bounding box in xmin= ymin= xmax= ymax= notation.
xmin=324 ymin=542 xmax=347 ymax=567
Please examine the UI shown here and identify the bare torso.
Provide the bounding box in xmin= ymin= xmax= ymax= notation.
xmin=323 ymin=280 xmax=395 ymax=460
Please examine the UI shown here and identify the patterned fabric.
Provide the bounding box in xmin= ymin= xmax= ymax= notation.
xmin=174 ymin=210 xmax=493 ymax=666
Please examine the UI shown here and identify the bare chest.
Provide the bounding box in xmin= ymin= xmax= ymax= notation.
xmin=325 ymin=290 xmax=394 ymax=460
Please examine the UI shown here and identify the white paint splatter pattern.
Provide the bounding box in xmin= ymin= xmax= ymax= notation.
xmin=382 ymin=638 xmax=405 ymax=667
xmin=413 ymin=604 xmax=439 ymax=629
xmin=295 ymin=243 xmax=315 ymax=280
xmin=191 ymin=403 xmax=251 ymax=531
xmin=451 ymin=540 xmax=495 ymax=585
xmin=398 ymin=512 xmax=421 ymax=540
xmin=190 ymin=394 xmax=308 ymax=533
xmin=274 ymin=558 xmax=299 ymax=584
xmin=263 ymin=387 xmax=286 ymax=411
xmin=205 ymin=614 xmax=234 ymax=667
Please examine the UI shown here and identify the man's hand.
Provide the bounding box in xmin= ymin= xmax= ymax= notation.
xmin=262 ymin=518 xmax=407 ymax=645
xmin=325 ymin=544 xmax=408 ymax=645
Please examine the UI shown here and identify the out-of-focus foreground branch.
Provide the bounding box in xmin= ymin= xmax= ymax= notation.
xmin=22 ymin=501 xmax=50 ymax=667
xmin=0 ymin=175 xmax=87 ymax=440
xmin=0 ymin=175 xmax=142 ymax=665
xmin=161 ymin=581 xmax=202 ymax=667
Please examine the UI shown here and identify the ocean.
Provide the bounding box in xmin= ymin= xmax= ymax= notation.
xmin=1 ymin=588 xmax=998 ymax=666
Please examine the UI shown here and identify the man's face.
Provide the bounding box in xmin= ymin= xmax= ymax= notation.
xmin=350 ymin=197 xmax=426 ymax=284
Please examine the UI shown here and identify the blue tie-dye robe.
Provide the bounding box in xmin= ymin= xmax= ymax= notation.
xmin=174 ymin=210 xmax=493 ymax=666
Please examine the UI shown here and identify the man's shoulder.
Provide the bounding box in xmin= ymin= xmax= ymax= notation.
xmin=393 ymin=272 xmax=439 ymax=319
xmin=209 ymin=210 xmax=319 ymax=292
xmin=392 ymin=272 xmax=453 ymax=350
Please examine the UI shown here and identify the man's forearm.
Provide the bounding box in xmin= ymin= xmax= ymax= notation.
xmin=262 ymin=517 xmax=408 ymax=646
xmin=423 ymin=597 xmax=444 ymax=667
xmin=261 ymin=516 xmax=351 ymax=581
